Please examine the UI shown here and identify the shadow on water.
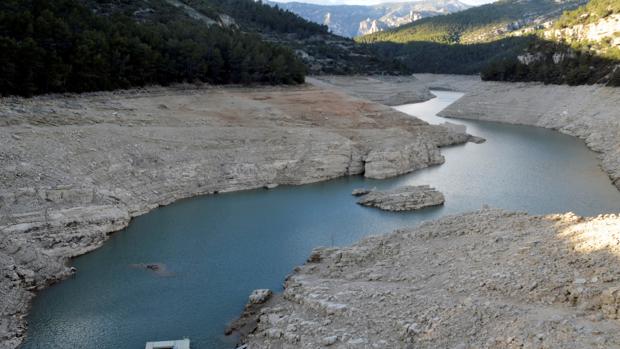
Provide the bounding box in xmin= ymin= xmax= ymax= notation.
xmin=22 ymin=91 xmax=620 ymax=349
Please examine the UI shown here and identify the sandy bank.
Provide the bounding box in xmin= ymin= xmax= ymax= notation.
xmin=0 ymin=81 xmax=468 ymax=348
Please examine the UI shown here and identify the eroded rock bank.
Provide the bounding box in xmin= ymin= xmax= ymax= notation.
xmin=419 ymin=74 xmax=620 ymax=191
xmin=242 ymin=209 xmax=620 ymax=349
xmin=0 ymin=81 xmax=469 ymax=348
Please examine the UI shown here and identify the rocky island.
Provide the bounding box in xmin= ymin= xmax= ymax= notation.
xmin=356 ymin=185 xmax=445 ymax=211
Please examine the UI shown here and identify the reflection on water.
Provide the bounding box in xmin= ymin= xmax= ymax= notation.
xmin=22 ymin=91 xmax=620 ymax=349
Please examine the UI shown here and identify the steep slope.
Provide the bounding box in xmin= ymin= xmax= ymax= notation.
xmin=481 ymin=0 xmax=620 ymax=85
xmin=358 ymin=0 xmax=587 ymax=44
xmin=351 ymin=0 xmax=596 ymax=76
xmin=268 ymin=0 xmax=470 ymax=38
xmin=0 ymin=0 xmax=407 ymax=97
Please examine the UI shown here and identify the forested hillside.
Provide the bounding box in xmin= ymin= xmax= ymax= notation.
xmin=0 ymin=0 xmax=312 ymax=96
xmin=354 ymin=0 xmax=620 ymax=86
xmin=553 ymin=0 xmax=620 ymax=28
xmin=0 ymin=0 xmax=405 ymax=97
xmin=481 ymin=0 xmax=620 ymax=86
xmin=370 ymin=37 xmax=533 ymax=74
xmin=357 ymin=0 xmax=586 ymax=45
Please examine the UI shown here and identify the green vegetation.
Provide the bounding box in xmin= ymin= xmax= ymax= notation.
xmin=0 ymin=0 xmax=313 ymax=96
xmin=554 ymin=0 xmax=620 ymax=28
xmin=371 ymin=37 xmax=534 ymax=74
xmin=356 ymin=0 xmax=579 ymax=45
xmin=481 ymin=40 xmax=620 ymax=86
xmin=353 ymin=0 xmax=586 ymax=76
xmin=357 ymin=0 xmax=619 ymax=86
xmin=482 ymin=0 xmax=620 ymax=86
xmin=181 ymin=0 xmax=328 ymax=36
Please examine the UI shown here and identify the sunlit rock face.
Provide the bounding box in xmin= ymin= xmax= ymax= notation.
xmin=268 ymin=0 xmax=471 ymax=38
xmin=545 ymin=13 xmax=620 ymax=47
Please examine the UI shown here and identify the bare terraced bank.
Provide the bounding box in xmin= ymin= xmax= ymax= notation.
xmin=0 ymin=81 xmax=470 ymax=348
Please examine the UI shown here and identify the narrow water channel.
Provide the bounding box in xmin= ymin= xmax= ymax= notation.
xmin=21 ymin=91 xmax=620 ymax=348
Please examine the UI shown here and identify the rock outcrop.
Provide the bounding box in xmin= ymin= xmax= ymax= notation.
xmin=356 ymin=185 xmax=445 ymax=211
xmin=242 ymin=209 xmax=620 ymax=349
xmin=0 ymin=80 xmax=470 ymax=348
xmin=544 ymin=13 xmax=620 ymax=48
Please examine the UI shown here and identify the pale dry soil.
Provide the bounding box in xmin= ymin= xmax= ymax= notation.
xmin=0 ymin=81 xmax=469 ymax=348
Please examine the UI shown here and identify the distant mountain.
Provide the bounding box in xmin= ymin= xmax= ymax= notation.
xmin=358 ymin=0 xmax=588 ymax=44
xmin=268 ymin=0 xmax=471 ymax=37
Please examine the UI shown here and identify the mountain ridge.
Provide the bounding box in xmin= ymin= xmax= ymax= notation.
xmin=268 ymin=0 xmax=471 ymax=37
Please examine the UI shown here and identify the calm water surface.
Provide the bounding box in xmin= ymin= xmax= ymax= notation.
xmin=22 ymin=91 xmax=620 ymax=348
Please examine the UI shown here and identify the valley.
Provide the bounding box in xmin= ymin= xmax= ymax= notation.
xmin=1 ymin=0 xmax=620 ymax=348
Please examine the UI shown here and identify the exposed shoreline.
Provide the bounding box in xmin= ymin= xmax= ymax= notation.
xmin=419 ymin=74 xmax=620 ymax=191
xmin=238 ymin=76 xmax=620 ymax=348
xmin=3 ymin=74 xmax=619 ymax=349
xmin=0 ymin=78 xmax=467 ymax=348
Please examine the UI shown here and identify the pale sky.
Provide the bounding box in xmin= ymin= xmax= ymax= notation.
xmin=271 ymin=0 xmax=496 ymax=6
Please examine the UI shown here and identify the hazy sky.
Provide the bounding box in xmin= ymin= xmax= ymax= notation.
xmin=271 ymin=0 xmax=496 ymax=6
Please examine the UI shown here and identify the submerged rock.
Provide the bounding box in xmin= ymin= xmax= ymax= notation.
xmin=351 ymin=188 xmax=373 ymax=196
xmin=356 ymin=185 xmax=444 ymax=211
xmin=129 ymin=263 xmax=174 ymax=277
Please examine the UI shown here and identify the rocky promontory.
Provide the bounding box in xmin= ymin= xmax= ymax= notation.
xmin=356 ymin=185 xmax=445 ymax=211
xmin=242 ymin=209 xmax=620 ymax=349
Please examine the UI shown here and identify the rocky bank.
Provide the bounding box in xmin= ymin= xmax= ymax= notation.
xmin=243 ymin=209 xmax=620 ymax=349
xmin=0 ymin=80 xmax=469 ymax=348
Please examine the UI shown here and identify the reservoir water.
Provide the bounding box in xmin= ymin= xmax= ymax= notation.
xmin=22 ymin=91 xmax=620 ymax=348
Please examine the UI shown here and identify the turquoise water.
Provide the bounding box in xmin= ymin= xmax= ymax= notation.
xmin=21 ymin=91 xmax=620 ymax=349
